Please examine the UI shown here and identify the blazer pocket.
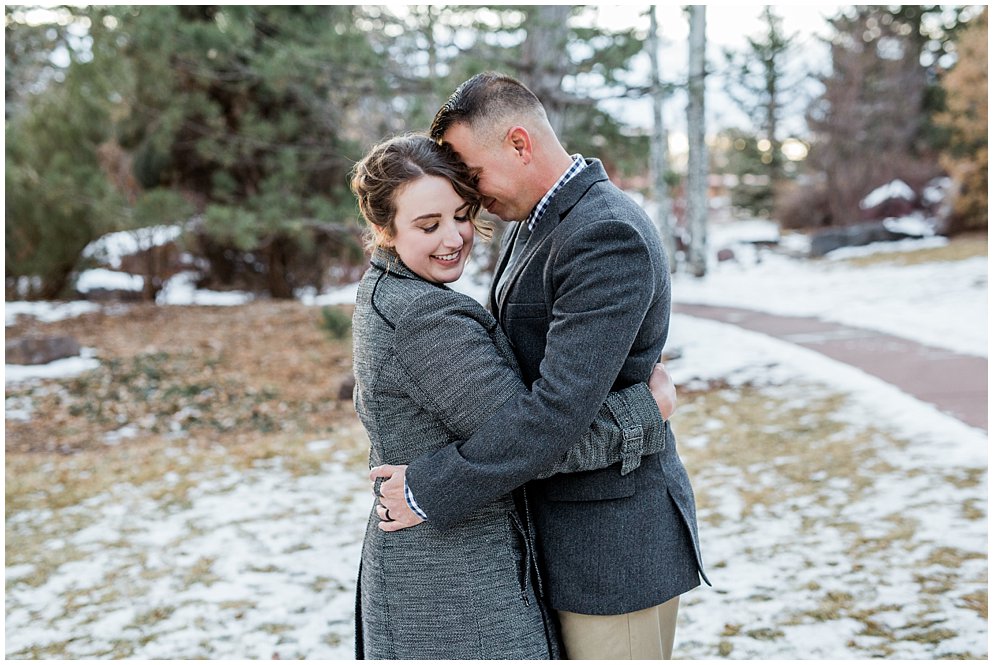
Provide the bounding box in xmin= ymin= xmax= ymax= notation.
xmin=539 ymin=468 xmax=636 ymax=502
xmin=504 ymin=303 xmax=547 ymax=320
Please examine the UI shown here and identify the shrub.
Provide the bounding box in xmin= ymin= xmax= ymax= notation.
xmin=320 ymin=306 xmax=352 ymax=341
xmin=774 ymin=181 xmax=834 ymax=230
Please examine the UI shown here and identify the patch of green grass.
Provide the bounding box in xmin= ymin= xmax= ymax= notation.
xmin=320 ymin=305 xmax=353 ymax=340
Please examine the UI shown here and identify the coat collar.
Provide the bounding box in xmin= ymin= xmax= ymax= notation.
xmin=368 ymin=246 xmax=456 ymax=295
xmin=369 ymin=246 xmax=430 ymax=283
xmin=539 ymin=158 xmax=609 ymax=227
xmin=490 ymin=158 xmax=610 ymax=314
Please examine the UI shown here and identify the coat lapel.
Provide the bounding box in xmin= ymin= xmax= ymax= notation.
xmin=489 ymin=222 xmax=519 ymax=314
xmin=494 ymin=159 xmax=609 ymax=318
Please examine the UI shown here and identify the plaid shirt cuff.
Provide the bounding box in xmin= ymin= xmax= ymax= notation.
xmin=404 ymin=477 xmax=429 ymax=520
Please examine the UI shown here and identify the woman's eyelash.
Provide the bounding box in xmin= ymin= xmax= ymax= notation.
xmin=423 ymin=224 xmax=439 ymax=233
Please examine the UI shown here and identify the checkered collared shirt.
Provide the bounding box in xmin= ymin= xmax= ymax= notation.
xmin=524 ymin=154 xmax=587 ymax=231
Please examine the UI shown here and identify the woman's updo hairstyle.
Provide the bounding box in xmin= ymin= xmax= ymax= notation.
xmin=350 ymin=133 xmax=488 ymax=249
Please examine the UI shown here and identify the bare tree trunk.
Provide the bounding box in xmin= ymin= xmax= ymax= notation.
xmin=686 ymin=5 xmax=708 ymax=277
xmin=521 ymin=6 xmax=572 ymax=136
xmin=649 ymin=6 xmax=677 ymax=271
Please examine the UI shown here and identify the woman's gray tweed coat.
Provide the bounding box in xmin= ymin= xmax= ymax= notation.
xmin=352 ymin=248 xmax=667 ymax=660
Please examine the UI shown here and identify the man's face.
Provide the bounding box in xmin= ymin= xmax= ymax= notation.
xmin=443 ymin=122 xmax=530 ymax=222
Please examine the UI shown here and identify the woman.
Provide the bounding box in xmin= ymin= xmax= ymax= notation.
xmin=349 ymin=134 xmax=670 ymax=659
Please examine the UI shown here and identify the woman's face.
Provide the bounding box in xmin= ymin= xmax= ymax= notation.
xmin=388 ymin=175 xmax=475 ymax=284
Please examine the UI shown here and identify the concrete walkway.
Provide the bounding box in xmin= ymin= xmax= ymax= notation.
xmin=674 ymin=303 xmax=988 ymax=431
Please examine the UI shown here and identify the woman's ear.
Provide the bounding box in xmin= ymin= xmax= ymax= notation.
xmin=373 ymin=225 xmax=394 ymax=248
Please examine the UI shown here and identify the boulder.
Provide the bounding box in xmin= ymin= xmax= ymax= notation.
xmin=338 ymin=373 xmax=356 ymax=401
xmin=6 ymin=335 xmax=81 ymax=365
xmin=808 ymin=221 xmax=919 ymax=257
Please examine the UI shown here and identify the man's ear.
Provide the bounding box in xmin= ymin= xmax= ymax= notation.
xmin=506 ymin=126 xmax=533 ymax=165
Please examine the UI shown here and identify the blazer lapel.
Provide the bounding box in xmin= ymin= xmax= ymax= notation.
xmin=490 ymin=222 xmax=519 ymax=315
xmin=494 ymin=159 xmax=609 ymax=318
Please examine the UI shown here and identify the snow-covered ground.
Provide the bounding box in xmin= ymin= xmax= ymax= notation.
xmin=6 ymin=444 xmax=370 ymax=659
xmin=677 ymin=220 xmax=987 ymax=357
xmin=668 ymin=314 xmax=987 ymax=658
xmin=5 ymin=222 xmax=988 ymax=658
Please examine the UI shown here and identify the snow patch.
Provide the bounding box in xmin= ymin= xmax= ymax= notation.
xmin=860 ymin=179 xmax=915 ymax=209
xmin=156 ymin=272 xmax=254 ymax=306
xmin=82 ymin=225 xmax=183 ymax=269
xmin=6 ymin=348 xmax=100 ymax=385
xmin=76 ymin=269 xmax=144 ymax=293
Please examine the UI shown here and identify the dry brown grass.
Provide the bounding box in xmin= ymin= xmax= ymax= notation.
xmin=6 ymin=301 xmax=356 ymax=456
xmin=6 ymin=301 xmax=370 ymax=606
xmin=6 ymin=300 xmax=987 ymax=659
xmin=833 ymin=231 xmax=988 ymax=268
xmin=672 ymin=378 xmax=987 ymax=657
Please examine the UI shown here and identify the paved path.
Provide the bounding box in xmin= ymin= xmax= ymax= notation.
xmin=674 ymin=303 xmax=988 ymax=431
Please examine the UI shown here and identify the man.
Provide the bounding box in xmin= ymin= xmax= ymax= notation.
xmin=373 ymin=72 xmax=708 ymax=659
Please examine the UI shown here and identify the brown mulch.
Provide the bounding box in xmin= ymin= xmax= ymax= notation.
xmin=5 ymin=301 xmax=356 ymax=455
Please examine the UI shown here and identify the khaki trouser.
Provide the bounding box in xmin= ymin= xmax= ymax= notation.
xmin=557 ymin=596 xmax=680 ymax=660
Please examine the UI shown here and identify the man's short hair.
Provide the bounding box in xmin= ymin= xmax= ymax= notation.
xmin=430 ymin=72 xmax=546 ymax=143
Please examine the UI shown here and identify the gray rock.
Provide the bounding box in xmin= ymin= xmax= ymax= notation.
xmin=809 ymin=221 xmax=917 ymax=257
xmin=338 ymin=373 xmax=356 ymax=401
xmin=6 ymin=335 xmax=81 ymax=366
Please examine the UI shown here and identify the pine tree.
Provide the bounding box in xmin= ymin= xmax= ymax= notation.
xmin=93 ymin=6 xmax=381 ymax=297
xmin=721 ymin=7 xmax=803 ymax=214
xmin=5 ymin=7 xmax=121 ymax=299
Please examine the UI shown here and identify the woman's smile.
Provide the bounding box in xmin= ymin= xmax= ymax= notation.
xmin=432 ymin=248 xmax=462 ymax=264
xmin=391 ymin=175 xmax=476 ymax=283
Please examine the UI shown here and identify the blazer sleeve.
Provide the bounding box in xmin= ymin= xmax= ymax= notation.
xmin=392 ymin=289 xmax=664 ymax=480
xmin=405 ymin=220 xmax=662 ymax=528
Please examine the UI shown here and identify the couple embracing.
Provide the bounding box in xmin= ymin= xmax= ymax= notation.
xmin=349 ymin=72 xmax=709 ymax=660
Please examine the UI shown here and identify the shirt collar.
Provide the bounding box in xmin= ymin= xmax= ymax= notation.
xmin=525 ymin=154 xmax=586 ymax=231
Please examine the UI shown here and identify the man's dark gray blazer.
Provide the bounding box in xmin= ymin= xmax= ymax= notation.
xmin=406 ymin=159 xmax=709 ymax=615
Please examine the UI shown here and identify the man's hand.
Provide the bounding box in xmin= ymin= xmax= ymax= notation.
xmin=369 ymin=464 xmax=425 ymax=532
xmin=648 ymin=362 xmax=677 ymax=421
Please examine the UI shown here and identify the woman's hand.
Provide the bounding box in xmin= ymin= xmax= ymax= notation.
xmin=369 ymin=464 xmax=425 ymax=532
xmin=648 ymin=362 xmax=677 ymax=421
